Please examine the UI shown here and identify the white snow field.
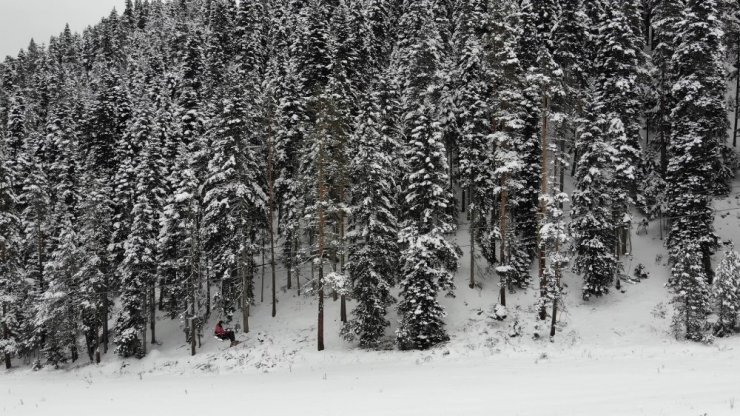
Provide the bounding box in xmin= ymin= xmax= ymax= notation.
xmin=4 ymin=190 xmax=740 ymax=416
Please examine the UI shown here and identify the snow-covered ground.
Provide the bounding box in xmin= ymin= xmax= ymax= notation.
xmin=5 ymin=189 xmax=740 ymax=416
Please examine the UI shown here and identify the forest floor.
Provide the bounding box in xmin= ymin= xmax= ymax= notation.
xmin=4 ymin=187 xmax=740 ymax=415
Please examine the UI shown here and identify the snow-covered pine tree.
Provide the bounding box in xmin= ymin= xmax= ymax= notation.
xmin=668 ymin=242 xmax=711 ymax=341
xmin=234 ymin=0 xmax=267 ymax=77
xmin=331 ymin=0 xmax=372 ymax=99
xmin=397 ymin=103 xmax=459 ymax=350
xmin=4 ymin=95 xmax=27 ymax=177
xmin=299 ymin=90 xmax=337 ymax=351
xmin=512 ymin=0 xmax=554 ymax=259
xmin=667 ymin=0 xmax=726 ymax=284
xmin=17 ymin=134 xmax=53 ymax=355
xmin=159 ymin=31 xmax=207 ymax=329
xmin=0 ymin=141 xmax=25 ymax=368
xmin=75 ymin=182 xmax=114 ymax=362
xmin=204 ymin=0 xmax=235 ymax=91
xmin=553 ymin=0 xmax=588 ymax=99
xmin=343 ymin=86 xmax=400 ymax=348
xmin=651 ymin=0 xmax=684 ymax=173
xmin=594 ymin=2 xmax=643 ymax=254
xmin=202 ymin=89 xmax=266 ymax=328
xmin=484 ymin=0 xmax=532 ymax=291
xmin=391 ymin=0 xmax=459 ymax=350
xmin=517 ymin=0 xmax=560 ymax=71
xmin=571 ymin=94 xmax=620 ymax=300
xmin=38 ymin=211 xmax=85 ymax=367
xmin=713 ymin=247 xmax=740 ymax=336
xmin=673 ymin=0 xmax=733 ymax=197
xmin=85 ymin=66 xmax=131 ymax=283
xmin=292 ymin=0 xmax=332 ymax=102
xmin=551 ymin=0 xmax=589 ymax=207
xmin=271 ymin=56 xmax=307 ymax=299
xmin=34 ymin=93 xmax=85 ymax=366
xmin=451 ymin=0 xmax=494 ymax=290
xmin=539 ymin=188 xmax=569 ymax=338
xmin=115 ymin=126 xmax=162 ymax=358
xmin=325 ymin=3 xmax=361 ymax=323
xmin=363 ymin=0 xmax=394 ymax=71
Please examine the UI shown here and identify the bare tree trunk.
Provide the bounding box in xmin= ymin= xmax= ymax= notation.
xmin=339 ymin=199 xmax=347 ymax=323
xmin=102 ymin=274 xmax=109 ymax=354
xmin=150 ymin=282 xmax=156 ymax=345
xmin=499 ymin=175 xmax=508 ymax=307
xmin=95 ymin=330 xmax=101 ymax=364
xmin=550 ymin=139 xmax=560 ymax=338
xmin=189 ymin=223 xmax=198 ymax=356
xmin=703 ymin=244 xmax=714 ymax=285
xmin=295 ymin=239 xmax=301 ymax=296
xmin=267 ymin=134 xmax=278 ymax=318
xmin=242 ymin=252 xmax=251 ymax=333
xmin=158 ymin=277 xmax=165 ymax=310
xmin=205 ymin=259 xmax=210 ymax=321
xmin=332 ymin=229 xmax=339 ymax=302
xmin=559 ymin=137 xmax=565 ymax=203
xmin=469 ymin=194 xmax=476 ymax=289
xmin=2 ymin=304 xmax=10 ymax=369
xmin=734 ymin=47 xmax=740 ymax=147
xmin=550 ymin=295 xmax=558 ymax=337
xmin=261 ymin=231 xmax=266 ymax=303
xmin=571 ymin=142 xmax=578 ymax=177
xmin=538 ymin=94 xmax=549 ymax=321
xmin=142 ymin=285 xmax=148 ymax=357
xmin=317 ymin=137 xmax=327 ymax=352
xmin=190 ymin=318 xmax=196 ymax=356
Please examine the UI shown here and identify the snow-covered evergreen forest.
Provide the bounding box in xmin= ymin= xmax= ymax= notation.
xmin=3 ymin=0 xmax=740 ymax=375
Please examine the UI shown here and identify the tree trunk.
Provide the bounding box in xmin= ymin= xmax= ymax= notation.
xmin=317 ymin=137 xmax=327 ymax=352
xmin=550 ymin=145 xmax=560 ymax=338
xmin=318 ymin=272 xmax=325 ymax=352
xmin=95 ymin=331 xmax=101 ymax=364
xmin=102 ymin=274 xmax=109 ymax=354
xmin=142 ymin=286 xmax=148 ymax=357
xmin=150 ymin=282 xmax=156 ymax=345
xmin=538 ymin=94 xmax=549 ymax=321
xmin=550 ymin=298 xmax=558 ymax=337
xmin=660 ymin=70 xmax=669 ymax=175
xmin=499 ymin=175 xmax=508 ymax=307
xmin=339 ymin=203 xmax=347 ymax=323
xmin=158 ymin=277 xmax=165 ymax=310
xmin=242 ymin=255 xmax=250 ymax=334
xmin=2 ymin=304 xmax=10 ymax=369
xmin=469 ymin=192 xmax=476 ymax=289
xmin=571 ymin=142 xmax=578 ymax=177
xmin=189 ymin=247 xmax=197 ymax=356
xmin=190 ymin=318 xmax=196 ymax=356
xmin=267 ymin=130 xmax=278 ymax=317
xmin=559 ymin=136 xmax=565 ymax=206
xmin=734 ymin=47 xmax=740 ymax=147
xmin=205 ymin=259 xmax=210 ymax=321
xmin=295 ymin=239 xmax=301 ymax=296
xmin=261 ymin=232 xmax=266 ymax=303
xmin=702 ymin=243 xmax=714 ymax=285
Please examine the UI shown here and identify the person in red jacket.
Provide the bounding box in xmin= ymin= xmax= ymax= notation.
xmin=215 ymin=321 xmax=238 ymax=346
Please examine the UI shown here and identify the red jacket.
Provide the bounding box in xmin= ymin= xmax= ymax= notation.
xmin=215 ymin=324 xmax=226 ymax=337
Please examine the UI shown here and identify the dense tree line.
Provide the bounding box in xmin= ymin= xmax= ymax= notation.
xmin=1 ymin=0 xmax=739 ymax=368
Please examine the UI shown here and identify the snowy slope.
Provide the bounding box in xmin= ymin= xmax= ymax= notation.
xmin=4 ymin=186 xmax=740 ymax=416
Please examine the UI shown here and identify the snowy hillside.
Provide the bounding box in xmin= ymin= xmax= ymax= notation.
xmin=4 ymin=185 xmax=740 ymax=416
